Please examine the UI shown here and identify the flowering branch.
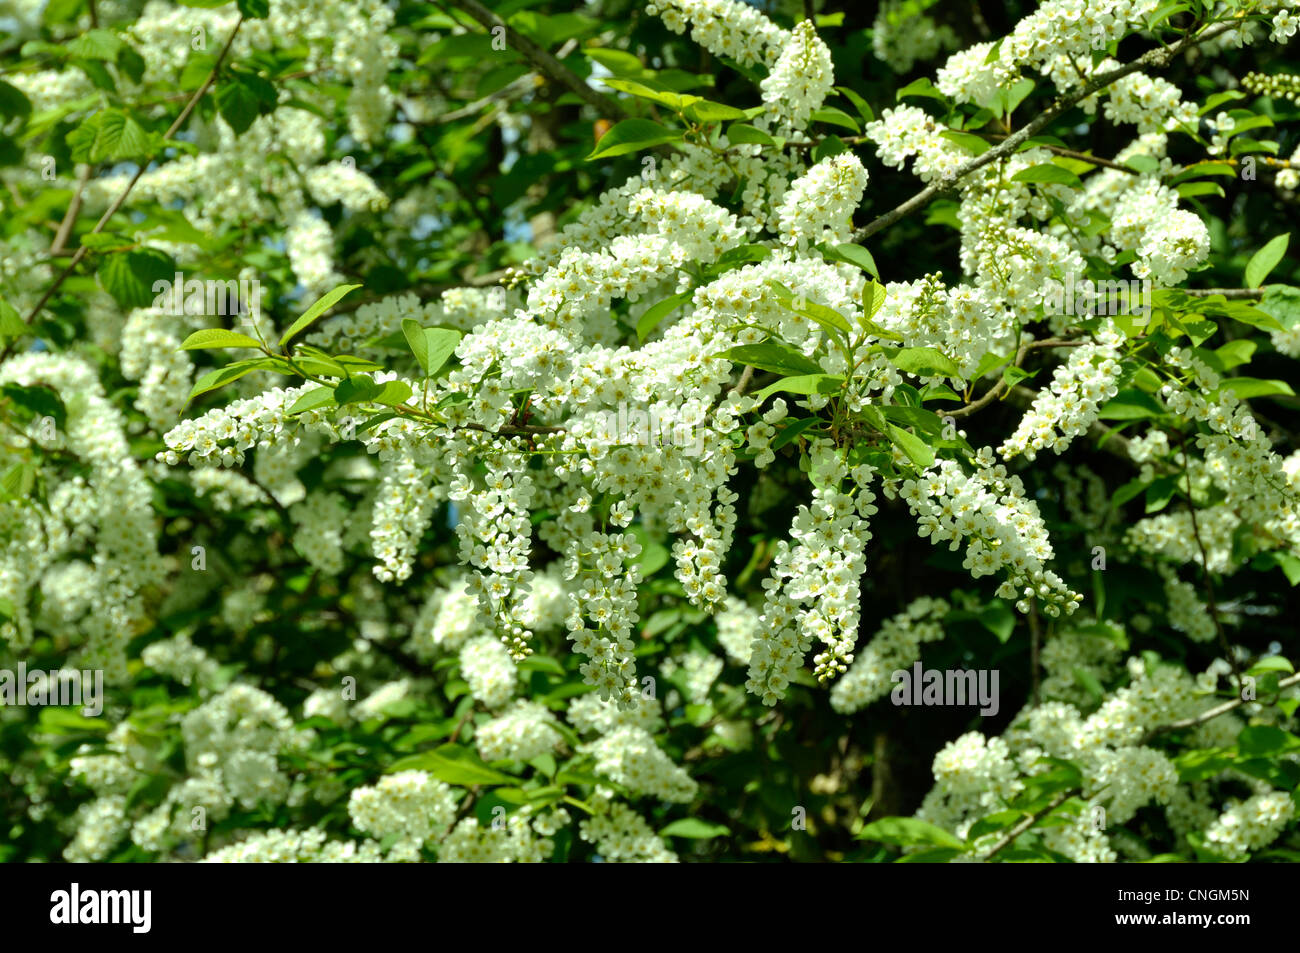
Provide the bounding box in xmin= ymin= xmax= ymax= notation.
xmin=852 ymin=19 xmax=1240 ymax=242
xmin=0 ymin=16 xmax=245 ymax=362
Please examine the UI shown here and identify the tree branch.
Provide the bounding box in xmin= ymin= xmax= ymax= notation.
xmin=983 ymin=791 xmax=1071 ymax=860
xmin=49 ymin=163 xmax=91 ymax=254
xmin=441 ymin=0 xmax=626 ymax=120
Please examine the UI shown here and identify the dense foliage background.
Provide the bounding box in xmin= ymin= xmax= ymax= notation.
xmin=1 ymin=0 xmax=1299 ymax=863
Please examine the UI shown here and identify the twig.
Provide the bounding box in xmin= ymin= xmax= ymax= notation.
xmin=949 ymin=337 xmax=1084 ymax=418
xmin=983 ymin=791 xmax=1071 ymax=860
xmin=1144 ymin=672 xmax=1300 ymax=742
xmin=984 ymin=133 xmax=1139 ymax=174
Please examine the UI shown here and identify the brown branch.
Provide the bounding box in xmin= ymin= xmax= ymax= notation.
xmin=852 ymin=20 xmax=1238 ymax=243
xmin=49 ymin=163 xmax=91 ymax=254
xmin=441 ymin=0 xmax=626 ymax=120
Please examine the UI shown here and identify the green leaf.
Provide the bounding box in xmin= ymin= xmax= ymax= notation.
xmin=1252 ymin=551 xmax=1300 ymax=586
xmin=0 ymin=462 xmax=36 ymax=500
xmin=37 ymin=708 xmax=107 ymax=735
xmin=967 ymin=810 xmax=1027 ymax=841
xmin=1237 ymin=725 xmax=1298 ymax=757
xmin=386 ymin=744 xmax=515 ymax=786
xmin=861 ymin=281 xmax=890 ymax=327
xmin=660 ymin=818 xmax=730 ymax=839
xmin=978 ymin=601 xmax=1016 ymax=642
xmin=809 ymin=106 xmax=859 ymax=132
xmin=279 ymin=283 xmax=361 ymax=347
xmin=216 ymin=69 xmax=277 ymax=136
xmin=334 ymin=374 xmax=383 ymax=405
xmin=180 ymin=328 xmax=262 ymax=350
xmin=767 ymin=281 xmax=851 ymax=335
xmin=822 ymin=243 xmax=880 ymax=280
xmin=857 ymin=817 xmax=966 ymax=851
xmin=718 ymin=342 xmax=823 ymax=377
xmin=401 ymin=319 xmax=461 ymax=376
xmin=0 ymin=298 xmax=27 ymax=339
xmin=704 ymin=245 xmax=771 ymax=280
xmin=887 ymin=346 xmax=961 ymax=379
xmin=587 ymin=118 xmax=681 ymax=160
xmin=887 ymin=424 xmax=934 ymax=468
xmin=186 ymin=358 xmax=280 ymax=402
xmin=1260 ymin=285 xmax=1300 ymax=331
xmin=373 ymin=380 xmax=413 ymax=407
xmin=1246 ymin=654 xmax=1295 ymax=675
xmin=67 ymin=109 xmax=153 ymax=162
xmin=287 ymin=386 xmax=337 ymax=415
xmin=66 ymin=28 xmax=122 ymax=61
xmin=725 ymin=122 xmax=775 ymax=146
xmin=0 ymin=80 xmax=32 ymax=121
xmin=97 ymin=248 xmax=175 ymax=309
xmin=1219 ymin=377 xmax=1294 ymax=400
xmin=1170 ymin=162 xmax=1235 ymax=184
xmin=940 ymin=130 xmax=991 ymax=155
xmin=896 ymin=78 xmax=946 ymax=102
xmin=583 ymin=48 xmax=651 ymax=79
xmin=0 ymin=383 xmax=66 ymax=429
xmin=754 ymin=373 xmax=843 ymax=403
xmin=1175 ymin=181 xmax=1225 ymax=200
xmin=1245 ymin=233 xmax=1290 ymax=288
xmin=771 ymin=416 xmax=820 ymax=449
xmin=1012 ymin=164 xmax=1084 ymax=189
xmin=1002 ymin=78 xmax=1036 ymax=115
xmin=1213 ymin=340 xmax=1255 ymax=370
xmin=636 ymin=291 xmax=692 ymax=343
xmin=683 ymin=99 xmax=748 ymax=123
xmin=236 ymin=0 xmax=270 ymax=17
xmin=836 ymin=86 xmax=874 ymax=123
xmin=1145 ymin=474 xmax=1179 ymax=514
xmin=1097 ymin=389 xmax=1165 ymax=420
